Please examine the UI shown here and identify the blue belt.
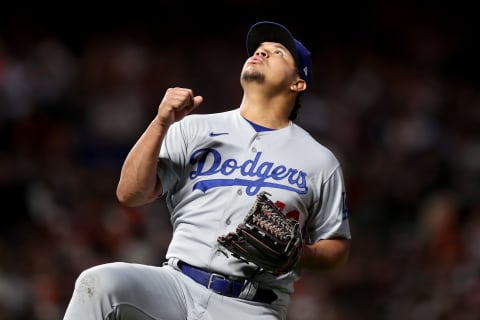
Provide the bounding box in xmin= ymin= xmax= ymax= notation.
xmin=178 ymin=261 xmax=277 ymax=304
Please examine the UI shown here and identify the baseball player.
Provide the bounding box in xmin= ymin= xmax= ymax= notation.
xmin=63 ymin=21 xmax=351 ymax=320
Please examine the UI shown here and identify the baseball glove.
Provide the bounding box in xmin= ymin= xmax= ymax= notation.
xmin=217 ymin=191 xmax=303 ymax=275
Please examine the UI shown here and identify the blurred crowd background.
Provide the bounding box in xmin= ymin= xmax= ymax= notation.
xmin=1 ymin=1 xmax=479 ymax=319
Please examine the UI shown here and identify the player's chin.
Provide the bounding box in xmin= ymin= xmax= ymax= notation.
xmin=241 ymin=69 xmax=265 ymax=83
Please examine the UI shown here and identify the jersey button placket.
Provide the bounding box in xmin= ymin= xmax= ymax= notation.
xmin=250 ymin=133 xmax=260 ymax=153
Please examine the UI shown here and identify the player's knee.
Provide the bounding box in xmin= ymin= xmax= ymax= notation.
xmin=74 ymin=262 xmax=130 ymax=300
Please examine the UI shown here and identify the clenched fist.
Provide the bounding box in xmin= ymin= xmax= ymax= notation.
xmin=157 ymin=87 xmax=203 ymax=127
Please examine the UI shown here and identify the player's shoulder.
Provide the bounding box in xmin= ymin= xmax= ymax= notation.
xmin=291 ymin=123 xmax=330 ymax=150
xmin=181 ymin=109 xmax=237 ymax=124
xmin=173 ymin=109 xmax=239 ymax=138
xmin=292 ymin=123 xmax=340 ymax=164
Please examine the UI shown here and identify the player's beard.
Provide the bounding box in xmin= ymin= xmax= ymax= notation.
xmin=241 ymin=69 xmax=265 ymax=84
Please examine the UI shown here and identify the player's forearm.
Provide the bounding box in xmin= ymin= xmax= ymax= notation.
xmin=116 ymin=118 xmax=169 ymax=207
xmin=300 ymin=238 xmax=350 ymax=270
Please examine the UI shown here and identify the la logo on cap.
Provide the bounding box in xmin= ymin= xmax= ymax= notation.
xmin=303 ymin=66 xmax=308 ymax=78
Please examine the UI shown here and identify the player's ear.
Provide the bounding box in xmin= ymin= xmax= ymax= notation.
xmin=290 ymin=79 xmax=306 ymax=93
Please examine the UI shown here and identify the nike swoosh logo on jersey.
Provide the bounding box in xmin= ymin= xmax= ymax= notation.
xmin=209 ymin=132 xmax=229 ymax=137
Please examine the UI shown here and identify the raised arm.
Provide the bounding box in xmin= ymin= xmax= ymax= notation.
xmin=116 ymin=87 xmax=203 ymax=207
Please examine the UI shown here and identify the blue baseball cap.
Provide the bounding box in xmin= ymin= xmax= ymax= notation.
xmin=246 ymin=21 xmax=312 ymax=87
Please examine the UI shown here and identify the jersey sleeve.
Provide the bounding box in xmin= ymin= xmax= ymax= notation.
xmin=306 ymin=165 xmax=351 ymax=243
xmin=157 ymin=120 xmax=188 ymax=195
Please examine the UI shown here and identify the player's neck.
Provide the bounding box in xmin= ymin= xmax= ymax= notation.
xmin=239 ymin=106 xmax=290 ymax=129
xmin=239 ymin=94 xmax=292 ymax=129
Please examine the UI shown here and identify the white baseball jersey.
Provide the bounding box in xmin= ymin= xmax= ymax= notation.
xmin=157 ymin=107 xmax=351 ymax=294
xmin=63 ymin=108 xmax=352 ymax=320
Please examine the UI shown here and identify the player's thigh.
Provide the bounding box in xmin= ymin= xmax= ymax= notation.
xmin=203 ymin=291 xmax=290 ymax=320
xmin=78 ymin=262 xmax=189 ymax=319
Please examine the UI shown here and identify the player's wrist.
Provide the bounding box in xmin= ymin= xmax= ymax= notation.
xmin=152 ymin=116 xmax=173 ymax=133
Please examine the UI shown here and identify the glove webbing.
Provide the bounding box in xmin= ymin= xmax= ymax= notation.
xmin=251 ymin=203 xmax=295 ymax=241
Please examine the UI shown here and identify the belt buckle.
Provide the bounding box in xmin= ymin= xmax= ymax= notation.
xmin=207 ymin=272 xmax=226 ymax=290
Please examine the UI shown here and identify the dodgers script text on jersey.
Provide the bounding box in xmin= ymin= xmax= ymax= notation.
xmin=189 ymin=148 xmax=308 ymax=195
